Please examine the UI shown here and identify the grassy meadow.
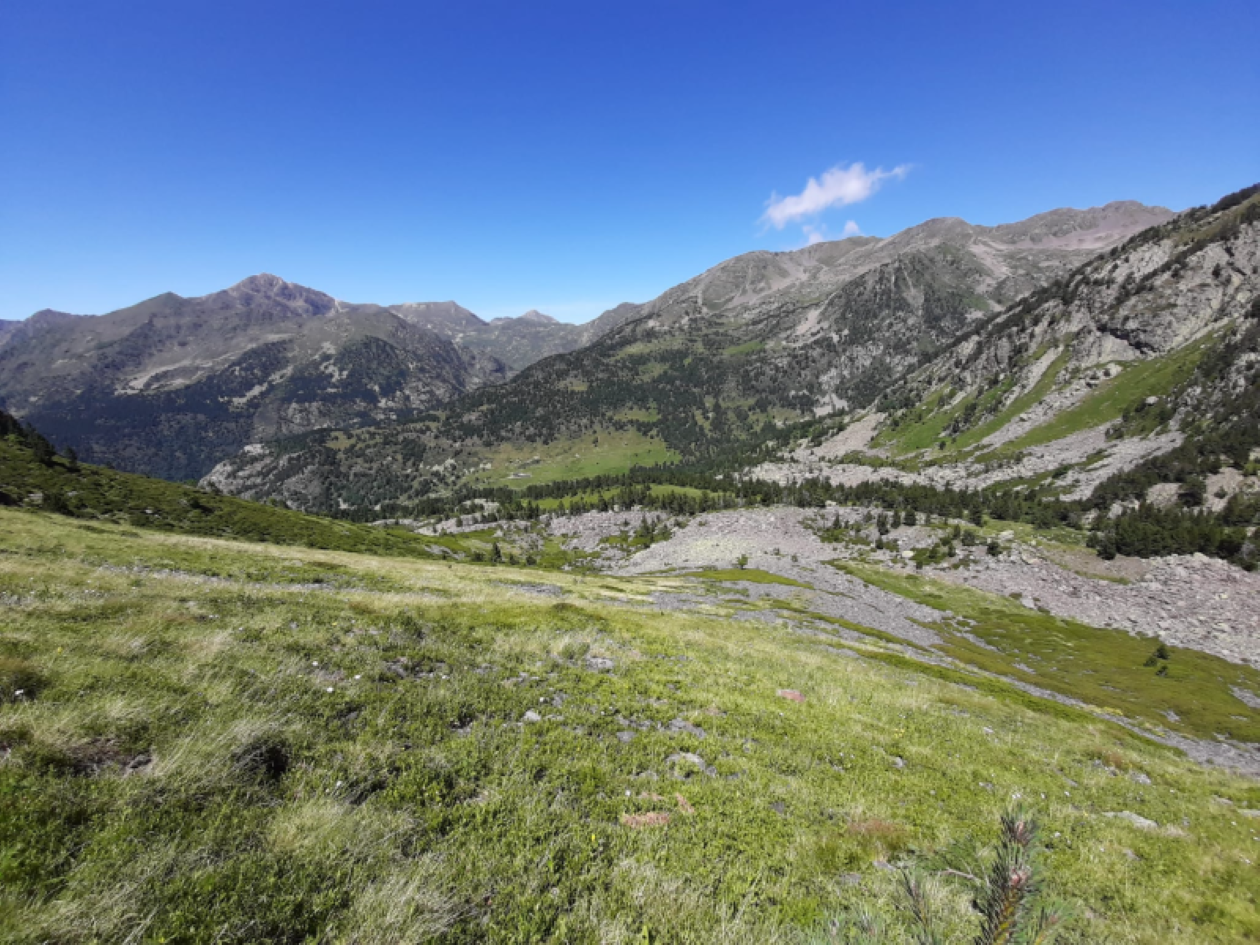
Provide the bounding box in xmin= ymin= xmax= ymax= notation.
xmin=1 ymin=507 xmax=1259 ymax=942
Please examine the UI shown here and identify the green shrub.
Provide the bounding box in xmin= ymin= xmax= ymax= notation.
xmin=0 ymin=656 xmax=45 ymax=702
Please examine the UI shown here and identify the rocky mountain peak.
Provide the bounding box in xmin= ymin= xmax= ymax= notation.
xmin=0 ymin=309 xmax=83 ymax=351
xmin=488 ymin=309 xmax=560 ymax=326
xmin=992 ymin=201 xmax=1175 ymax=249
xmin=26 ymin=308 xmax=84 ymax=328
xmin=206 ymin=274 xmax=337 ymax=317
xmin=518 ymin=310 xmax=558 ymax=324
xmin=389 ymin=301 xmax=486 ymax=331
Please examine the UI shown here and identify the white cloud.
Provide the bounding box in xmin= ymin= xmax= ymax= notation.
xmin=799 ymin=219 xmax=861 ymax=247
xmin=762 ymin=162 xmax=908 ymax=229
xmin=802 ymin=224 xmax=828 ymax=245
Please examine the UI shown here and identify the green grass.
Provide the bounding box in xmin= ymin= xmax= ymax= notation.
xmin=874 ymin=386 xmax=958 ymax=453
xmin=978 ymin=336 xmax=1214 ymax=460
xmin=683 ymin=568 xmax=810 ymax=587
xmin=836 ymin=561 xmax=1260 ymax=745
xmin=972 ymin=517 xmax=1090 ymax=550
xmin=467 ymin=431 xmax=678 ymax=487
xmin=420 ymin=525 xmax=583 ymax=570
xmin=877 ymin=346 xmax=1071 ymax=459
xmin=2 ymin=510 xmax=1259 ymax=943
xmin=945 ymin=346 xmax=1073 ymax=455
xmin=0 ymin=439 xmax=444 ymax=561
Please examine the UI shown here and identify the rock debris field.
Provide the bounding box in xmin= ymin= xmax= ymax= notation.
xmin=543 ymin=507 xmax=1260 ymax=670
xmin=930 ymin=551 xmax=1260 ymax=667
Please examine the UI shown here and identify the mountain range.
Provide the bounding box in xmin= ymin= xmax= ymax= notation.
xmin=0 ymin=276 xmax=638 ymax=480
xmin=11 ymin=194 xmax=1255 ymax=516
xmin=195 ymin=200 xmax=1185 ymax=510
xmin=749 ymin=187 xmax=1260 ymax=510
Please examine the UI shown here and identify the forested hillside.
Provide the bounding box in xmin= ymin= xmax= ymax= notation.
xmin=0 ymin=408 xmax=447 ymax=559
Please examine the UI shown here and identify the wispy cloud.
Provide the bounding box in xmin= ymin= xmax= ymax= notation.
xmin=762 ymin=162 xmax=908 ymax=229
xmin=799 ymin=219 xmax=862 ymax=247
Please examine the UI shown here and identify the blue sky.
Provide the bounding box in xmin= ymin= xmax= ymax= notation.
xmin=2 ymin=1 xmax=1256 ymax=323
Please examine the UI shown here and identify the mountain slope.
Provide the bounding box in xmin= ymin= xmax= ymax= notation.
xmin=0 ymin=275 xmax=509 ymax=480
xmin=0 ymin=277 xmax=644 ymax=481
xmin=0 ymin=407 xmax=458 ymax=557
xmin=203 ymin=201 xmax=1173 ymax=511
xmin=766 ymin=184 xmax=1260 ymax=507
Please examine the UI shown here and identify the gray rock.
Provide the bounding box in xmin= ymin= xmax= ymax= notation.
xmin=665 ymin=752 xmax=705 ymax=768
xmin=1103 ymin=811 xmax=1157 ymax=830
xmin=667 ymin=718 xmax=707 ymax=739
xmin=522 ymin=710 xmax=542 ymax=723
xmin=616 ymin=731 xmax=637 ymax=743
xmin=665 ymin=752 xmax=713 ymax=778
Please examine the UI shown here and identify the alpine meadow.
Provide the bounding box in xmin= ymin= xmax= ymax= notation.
xmin=3 ymin=2 xmax=1260 ymax=943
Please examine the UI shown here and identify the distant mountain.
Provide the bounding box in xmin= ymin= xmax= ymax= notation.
xmin=386 ymin=300 xmax=485 ymax=334
xmin=203 ymin=200 xmax=1174 ymax=511
xmin=0 ymin=309 xmax=83 ymax=351
xmin=391 ymin=302 xmax=641 ymax=371
xmin=0 ymin=273 xmax=645 ymax=481
xmin=0 ymin=275 xmax=510 ymax=480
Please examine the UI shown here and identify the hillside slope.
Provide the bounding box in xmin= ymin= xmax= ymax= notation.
xmin=2 ymin=507 xmax=1259 ymax=943
xmin=205 ymin=202 xmax=1170 ymax=511
xmin=0 ymin=408 xmax=455 ymax=559
xmin=760 ymin=184 xmax=1260 ymax=508
xmin=0 ymin=278 xmax=647 ymax=481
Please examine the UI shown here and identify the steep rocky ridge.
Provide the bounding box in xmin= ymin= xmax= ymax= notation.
xmin=759 ymin=186 xmax=1260 ymax=504
xmin=203 ymin=201 xmax=1172 ymax=512
xmin=0 ymin=309 xmax=84 ymax=351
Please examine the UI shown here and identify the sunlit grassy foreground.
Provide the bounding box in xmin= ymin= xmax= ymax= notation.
xmin=1 ymin=508 xmax=1257 ymax=943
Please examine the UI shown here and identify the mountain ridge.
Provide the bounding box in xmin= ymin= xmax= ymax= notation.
xmin=748 ymin=185 xmax=1260 ymax=515
xmin=198 ymin=199 xmax=1175 ymax=511
xmin=0 ymin=281 xmax=512 ymax=480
